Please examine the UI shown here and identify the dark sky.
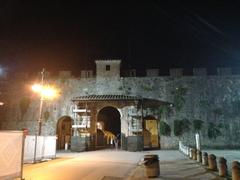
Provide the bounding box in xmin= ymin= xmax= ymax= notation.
xmin=1 ymin=1 xmax=240 ymax=75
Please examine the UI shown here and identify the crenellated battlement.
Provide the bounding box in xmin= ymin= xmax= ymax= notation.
xmin=1 ymin=59 xmax=240 ymax=149
xmin=1 ymin=67 xmax=237 ymax=80
xmin=0 ymin=59 xmax=238 ymax=80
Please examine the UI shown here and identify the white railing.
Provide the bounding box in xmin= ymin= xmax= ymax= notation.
xmin=179 ymin=141 xmax=191 ymax=157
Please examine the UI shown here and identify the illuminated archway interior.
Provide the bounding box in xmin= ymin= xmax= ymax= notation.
xmin=97 ymin=106 xmax=121 ymax=148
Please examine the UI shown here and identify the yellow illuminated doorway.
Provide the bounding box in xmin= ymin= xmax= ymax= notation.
xmin=144 ymin=118 xmax=159 ymax=148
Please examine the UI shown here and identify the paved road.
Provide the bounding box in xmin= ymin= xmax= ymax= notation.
xmin=21 ymin=150 xmax=221 ymax=180
xmin=23 ymin=150 xmax=143 ymax=180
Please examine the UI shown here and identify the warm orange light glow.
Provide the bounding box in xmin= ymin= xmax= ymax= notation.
xmin=41 ymin=86 xmax=58 ymax=99
xmin=32 ymin=84 xmax=43 ymax=92
xmin=32 ymin=84 xmax=58 ymax=99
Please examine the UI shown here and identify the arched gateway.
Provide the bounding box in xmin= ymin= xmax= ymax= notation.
xmin=97 ymin=106 xmax=121 ymax=148
xmin=56 ymin=116 xmax=73 ymax=149
xmin=70 ymin=94 xmax=169 ymax=152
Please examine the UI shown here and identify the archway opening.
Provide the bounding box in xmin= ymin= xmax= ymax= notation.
xmin=97 ymin=106 xmax=121 ymax=149
xmin=56 ymin=116 xmax=72 ymax=150
xmin=143 ymin=115 xmax=160 ymax=149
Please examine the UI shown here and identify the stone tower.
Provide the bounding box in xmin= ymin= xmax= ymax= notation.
xmin=95 ymin=60 xmax=122 ymax=94
xmin=95 ymin=59 xmax=121 ymax=79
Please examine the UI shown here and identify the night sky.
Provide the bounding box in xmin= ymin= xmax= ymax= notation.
xmin=1 ymin=1 xmax=240 ymax=75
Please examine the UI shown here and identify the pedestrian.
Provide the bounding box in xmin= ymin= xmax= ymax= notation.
xmin=22 ymin=128 xmax=29 ymax=139
xmin=114 ymin=137 xmax=118 ymax=150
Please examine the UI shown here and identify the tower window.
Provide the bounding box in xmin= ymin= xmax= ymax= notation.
xmin=106 ymin=65 xmax=110 ymax=71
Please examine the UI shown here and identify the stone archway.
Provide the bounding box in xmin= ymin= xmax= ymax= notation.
xmin=71 ymin=95 xmax=169 ymax=151
xmin=97 ymin=106 xmax=121 ymax=148
xmin=56 ymin=116 xmax=72 ymax=150
xmin=143 ymin=115 xmax=160 ymax=149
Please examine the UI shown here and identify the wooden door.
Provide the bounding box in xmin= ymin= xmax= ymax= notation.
xmin=145 ymin=119 xmax=159 ymax=148
xmin=57 ymin=118 xmax=72 ymax=149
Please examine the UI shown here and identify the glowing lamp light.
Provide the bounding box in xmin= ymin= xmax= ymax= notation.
xmin=31 ymin=84 xmax=58 ymax=99
xmin=41 ymin=86 xmax=58 ymax=99
xmin=32 ymin=84 xmax=43 ymax=93
xmin=32 ymin=68 xmax=60 ymax=163
xmin=97 ymin=122 xmax=100 ymax=129
xmin=0 ymin=102 xmax=4 ymax=106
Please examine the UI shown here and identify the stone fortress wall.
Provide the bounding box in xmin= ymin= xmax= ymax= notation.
xmin=1 ymin=60 xmax=240 ymax=149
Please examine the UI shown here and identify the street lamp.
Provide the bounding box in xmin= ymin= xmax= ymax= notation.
xmin=32 ymin=69 xmax=58 ymax=135
xmin=32 ymin=68 xmax=58 ymax=163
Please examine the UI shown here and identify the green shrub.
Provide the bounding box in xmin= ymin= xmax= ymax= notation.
xmin=158 ymin=105 xmax=172 ymax=118
xmin=193 ymin=119 xmax=204 ymax=132
xmin=174 ymin=118 xmax=191 ymax=136
xmin=174 ymin=120 xmax=181 ymax=136
xmin=159 ymin=121 xmax=171 ymax=136
xmin=207 ymin=122 xmax=222 ymax=139
xmin=172 ymin=86 xmax=188 ymax=111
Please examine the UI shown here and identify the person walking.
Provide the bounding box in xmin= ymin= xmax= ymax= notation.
xmin=114 ymin=137 xmax=118 ymax=150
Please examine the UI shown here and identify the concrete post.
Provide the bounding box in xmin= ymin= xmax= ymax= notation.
xmin=195 ymin=133 xmax=201 ymax=150
xmin=179 ymin=141 xmax=182 ymax=152
xmin=208 ymin=154 xmax=217 ymax=171
xmin=64 ymin=142 xmax=68 ymax=150
xmin=202 ymin=152 xmax=208 ymax=166
xmin=218 ymin=157 xmax=227 ymax=177
xmin=197 ymin=150 xmax=202 ymax=163
xmin=232 ymin=161 xmax=240 ymax=180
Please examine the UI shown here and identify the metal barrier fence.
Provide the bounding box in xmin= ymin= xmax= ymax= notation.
xmin=24 ymin=135 xmax=57 ymax=163
xmin=0 ymin=131 xmax=24 ymax=180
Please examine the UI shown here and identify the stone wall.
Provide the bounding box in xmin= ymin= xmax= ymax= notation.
xmin=1 ymin=72 xmax=240 ymax=149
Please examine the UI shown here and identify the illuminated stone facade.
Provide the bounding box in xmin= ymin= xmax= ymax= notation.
xmin=1 ymin=60 xmax=240 ymax=150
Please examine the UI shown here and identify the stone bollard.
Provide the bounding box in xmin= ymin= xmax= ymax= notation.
xmin=144 ymin=154 xmax=160 ymax=178
xmin=218 ymin=157 xmax=227 ymax=177
xmin=192 ymin=148 xmax=197 ymax=160
xmin=208 ymin=154 xmax=217 ymax=171
xmin=197 ymin=150 xmax=202 ymax=163
xmin=232 ymin=161 xmax=240 ymax=180
xmin=202 ymin=152 xmax=208 ymax=166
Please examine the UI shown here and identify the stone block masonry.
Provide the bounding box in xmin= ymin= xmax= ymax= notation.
xmin=1 ymin=60 xmax=240 ymax=149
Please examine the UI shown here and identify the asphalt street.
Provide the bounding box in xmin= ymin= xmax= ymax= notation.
xmin=22 ymin=149 xmax=145 ymax=180
xmin=21 ymin=150 xmax=223 ymax=180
